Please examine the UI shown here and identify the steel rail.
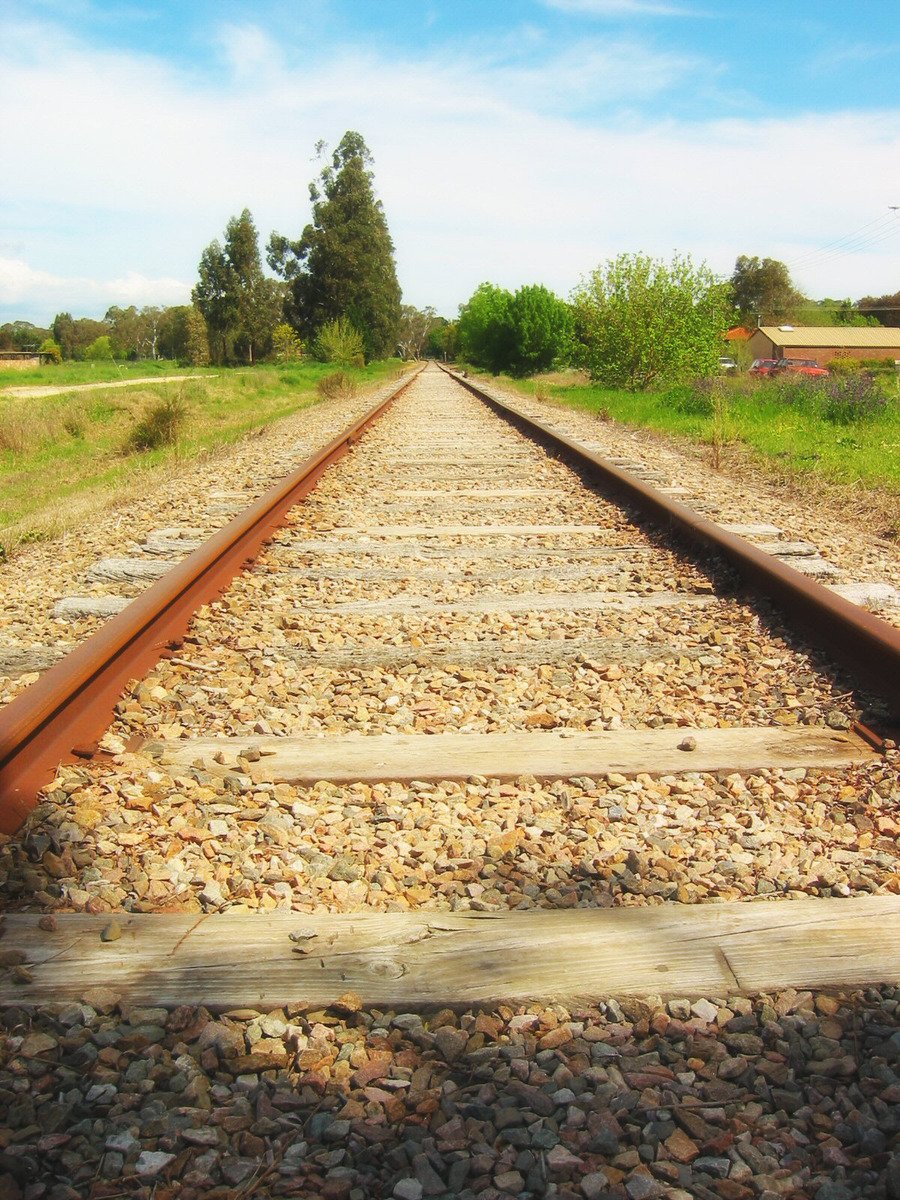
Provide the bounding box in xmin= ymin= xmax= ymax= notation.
xmin=442 ymin=366 xmax=900 ymax=723
xmin=0 ymin=367 xmax=423 ymax=833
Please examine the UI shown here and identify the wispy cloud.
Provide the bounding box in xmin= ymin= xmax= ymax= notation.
xmin=1 ymin=15 xmax=899 ymax=322
xmin=807 ymin=40 xmax=900 ymax=73
xmin=542 ymin=0 xmax=694 ymax=17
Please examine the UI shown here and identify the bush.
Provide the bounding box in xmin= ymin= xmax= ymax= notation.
xmin=127 ymin=393 xmax=188 ymax=451
xmin=316 ymin=371 xmax=357 ymax=400
xmin=668 ymin=382 xmax=713 ymax=417
xmin=572 ymin=253 xmax=730 ymax=391
xmin=84 ymin=335 xmax=115 ymax=361
xmin=825 ymin=357 xmax=863 ymax=376
xmin=272 ymin=323 xmax=304 ymax=362
xmin=39 ymin=337 xmax=62 ymax=364
xmin=768 ymin=375 xmax=820 ymax=409
xmin=314 ymin=318 xmax=365 ymax=367
xmin=821 ymin=374 xmax=886 ymax=424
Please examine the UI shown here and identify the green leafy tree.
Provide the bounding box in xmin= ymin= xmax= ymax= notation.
xmin=193 ymin=238 xmax=237 ymax=363
xmin=0 ymin=320 xmax=50 ymax=351
xmin=397 ymin=305 xmax=437 ymax=360
xmin=272 ymin=323 xmax=304 ymax=362
xmin=105 ymin=305 xmax=143 ymax=358
xmin=223 ymin=209 xmax=282 ymax=364
xmin=572 ymin=253 xmax=730 ymax=391
xmin=156 ymin=306 xmax=190 ymax=360
xmin=268 ymin=132 xmax=402 ymax=361
xmin=457 ymin=283 xmax=515 ymax=373
xmin=730 ymin=255 xmax=806 ymax=325
xmin=193 ymin=209 xmax=281 ymax=364
xmin=508 ymin=285 xmax=573 ymax=375
xmin=423 ymin=317 xmax=456 ymax=361
xmin=84 ymin=334 xmax=114 ymax=361
xmin=50 ymin=313 xmax=107 ymax=359
xmin=313 ymin=317 xmax=365 ymax=367
xmin=183 ymin=306 xmax=210 ymax=366
xmin=858 ymin=290 xmax=900 ymax=327
xmin=51 ymin=312 xmax=77 ymax=359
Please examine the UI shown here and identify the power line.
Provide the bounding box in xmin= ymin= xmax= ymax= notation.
xmin=789 ymin=211 xmax=896 ymax=265
xmin=787 ymin=208 xmax=900 ymax=274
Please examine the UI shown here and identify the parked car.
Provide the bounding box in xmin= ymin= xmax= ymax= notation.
xmin=718 ymin=356 xmax=737 ymax=372
xmin=748 ymin=358 xmax=778 ymax=377
xmin=772 ymin=358 xmax=830 ymax=378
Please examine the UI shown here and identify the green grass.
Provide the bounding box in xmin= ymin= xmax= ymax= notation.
xmin=496 ymin=369 xmax=900 ymax=495
xmin=0 ymin=358 xmax=406 ymax=554
xmin=0 ymin=358 xmax=204 ymax=389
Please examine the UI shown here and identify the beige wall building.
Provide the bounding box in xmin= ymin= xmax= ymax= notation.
xmin=748 ymin=326 xmax=900 ymax=365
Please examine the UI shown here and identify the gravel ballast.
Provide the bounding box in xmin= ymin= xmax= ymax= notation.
xmin=1 ymin=364 xmax=898 ymax=1199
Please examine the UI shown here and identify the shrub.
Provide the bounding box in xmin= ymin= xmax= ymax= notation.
xmin=127 ymin=393 xmax=188 ymax=451
xmin=825 ymin=357 xmax=863 ymax=376
xmin=314 ymin=318 xmax=365 ymax=367
xmin=768 ymin=375 xmax=821 ymax=410
xmin=316 ymin=371 xmax=357 ymax=400
xmin=39 ymin=337 xmax=62 ymax=364
xmin=84 ymin=335 xmax=115 ymax=361
xmin=821 ymin=373 xmax=886 ymax=424
xmin=272 ymin=323 xmax=304 ymax=362
xmin=668 ymin=382 xmax=713 ymax=417
xmin=572 ymin=252 xmax=730 ymax=390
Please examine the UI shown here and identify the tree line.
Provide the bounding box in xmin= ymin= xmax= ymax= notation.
xmin=7 ymin=129 xmax=899 ymax=382
xmin=451 ymin=252 xmax=899 ymax=390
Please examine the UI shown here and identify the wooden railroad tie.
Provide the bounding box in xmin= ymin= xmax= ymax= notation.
xmin=2 ymin=897 xmax=898 ymax=1008
xmin=156 ymin=726 xmax=877 ymax=785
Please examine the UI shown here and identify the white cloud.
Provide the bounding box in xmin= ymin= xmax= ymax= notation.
xmin=1 ymin=17 xmax=899 ymax=322
xmin=0 ymin=256 xmax=190 ymax=313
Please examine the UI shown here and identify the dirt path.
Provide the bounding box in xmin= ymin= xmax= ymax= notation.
xmin=1 ymin=373 xmax=216 ymax=399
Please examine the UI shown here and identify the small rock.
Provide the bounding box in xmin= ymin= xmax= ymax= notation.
xmin=690 ymin=998 xmax=719 ymax=1023
xmin=433 ymin=1025 xmax=468 ymax=1063
xmin=392 ymin=1181 xmax=424 ymax=1200
xmin=331 ymin=990 xmax=363 ymax=1015
xmin=582 ymin=1171 xmax=611 ymax=1199
xmin=134 ymin=1151 xmax=175 ymax=1177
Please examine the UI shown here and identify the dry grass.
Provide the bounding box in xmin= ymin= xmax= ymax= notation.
xmin=0 ymin=460 xmax=168 ymax=558
xmin=0 ymin=397 xmax=88 ymax=453
xmin=316 ymin=371 xmax=357 ymax=400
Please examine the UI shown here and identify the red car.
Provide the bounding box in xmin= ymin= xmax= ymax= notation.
xmin=772 ymin=358 xmax=830 ymax=378
xmin=748 ymin=358 xmax=778 ymax=377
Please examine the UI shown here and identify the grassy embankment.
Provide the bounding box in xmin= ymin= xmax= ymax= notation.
xmin=0 ymin=359 xmax=405 ymax=556
xmin=494 ymin=368 xmax=900 ymax=527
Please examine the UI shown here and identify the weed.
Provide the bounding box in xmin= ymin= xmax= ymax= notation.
xmin=669 ymin=383 xmax=713 ymax=417
xmin=314 ymin=319 xmax=366 ymax=368
xmin=821 ymin=373 xmax=886 ymax=424
xmin=0 ymin=412 xmax=32 ymax=453
xmin=127 ymin=393 xmax=188 ymax=452
xmin=316 ymin=371 xmax=357 ymax=400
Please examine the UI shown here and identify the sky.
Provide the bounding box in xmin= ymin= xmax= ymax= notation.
xmin=2 ymin=0 xmax=900 ymax=325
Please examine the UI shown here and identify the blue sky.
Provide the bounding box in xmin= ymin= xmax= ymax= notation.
xmin=2 ymin=0 xmax=900 ymax=324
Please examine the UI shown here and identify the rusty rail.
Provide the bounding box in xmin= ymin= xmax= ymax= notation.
xmin=0 ymin=368 xmax=423 ymax=833
xmin=443 ymin=366 xmax=900 ymax=722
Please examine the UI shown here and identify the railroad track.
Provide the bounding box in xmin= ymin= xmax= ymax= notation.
xmin=1 ymin=362 xmax=899 ymax=1198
